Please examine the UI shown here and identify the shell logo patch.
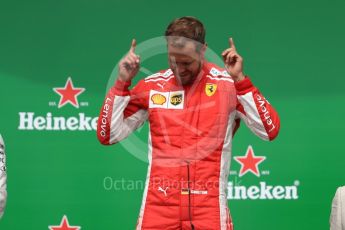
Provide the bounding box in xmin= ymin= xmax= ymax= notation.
xmin=149 ymin=90 xmax=184 ymax=109
xmin=205 ymin=83 xmax=217 ymax=96
xmin=151 ymin=93 xmax=166 ymax=105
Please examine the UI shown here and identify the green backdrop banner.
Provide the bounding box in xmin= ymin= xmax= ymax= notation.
xmin=1 ymin=0 xmax=344 ymax=229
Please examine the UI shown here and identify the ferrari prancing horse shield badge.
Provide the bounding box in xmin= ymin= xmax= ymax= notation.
xmin=205 ymin=83 xmax=217 ymax=96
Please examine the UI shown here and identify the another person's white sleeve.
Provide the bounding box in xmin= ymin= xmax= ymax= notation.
xmin=330 ymin=186 xmax=345 ymax=230
xmin=0 ymin=134 xmax=7 ymax=219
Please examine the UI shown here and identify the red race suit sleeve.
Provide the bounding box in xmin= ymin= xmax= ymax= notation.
xmin=234 ymin=77 xmax=280 ymax=141
xmin=97 ymin=79 xmax=148 ymax=145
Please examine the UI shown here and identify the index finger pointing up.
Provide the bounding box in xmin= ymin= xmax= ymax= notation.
xmin=229 ymin=37 xmax=236 ymax=50
xmin=130 ymin=39 xmax=136 ymax=53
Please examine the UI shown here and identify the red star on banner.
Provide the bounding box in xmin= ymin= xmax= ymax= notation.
xmin=53 ymin=77 xmax=85 ymax=108
xmin=49 ymin=215 xmax=81 ymax=230
xmin=234 ymin=145 xmax=266 ymax=177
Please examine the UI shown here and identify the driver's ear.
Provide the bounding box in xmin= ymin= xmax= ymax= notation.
xmin=200 ymin=43 xmax=207 ymax=57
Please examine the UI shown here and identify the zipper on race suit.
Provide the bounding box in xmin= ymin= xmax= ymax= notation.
xmin=187 ymin=162 xmax=195 ymax=230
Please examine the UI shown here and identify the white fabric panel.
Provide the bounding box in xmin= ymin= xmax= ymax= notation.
xmin=236 ymin=92 xmax=269 ymax=140
xmin=330 ymin=186 xmax=345 ymax=230
xmin=0 ymin=134 xmax=7 ymax=219
xmin=136 ymin=132 xmax=153 ymax=230
xmin=206 ymin=75 xmax=234 ymax=82
xmin=109 ymin=96 xmax=148 ymax=144
xmin=219 ymin=112 xmax=236 ymax=230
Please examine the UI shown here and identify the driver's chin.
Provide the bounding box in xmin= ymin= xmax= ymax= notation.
xmin=178 ymin=73 xmax=194 ymax=86
xmin=180 ymin=78 xmax=191 ymax=86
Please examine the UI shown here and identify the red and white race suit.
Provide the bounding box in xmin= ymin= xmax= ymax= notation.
xmin=97 ymin=62 xmax=280 ymax=230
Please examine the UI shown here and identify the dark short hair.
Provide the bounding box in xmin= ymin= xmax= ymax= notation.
xmin=165 ymin=16 xmax=206 ymax=51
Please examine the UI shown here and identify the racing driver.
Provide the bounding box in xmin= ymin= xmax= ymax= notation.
xmin=97 ymin=16 xmax=280 ymax=230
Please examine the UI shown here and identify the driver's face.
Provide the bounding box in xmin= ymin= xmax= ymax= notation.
xmin=167 ymin=41 xmax=205 ymax=86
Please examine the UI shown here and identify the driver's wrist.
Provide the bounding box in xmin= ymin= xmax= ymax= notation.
xmin=114 ymin=78 xmax=131 ymax=95
xmin=117 ymin=75 xmax=131 ymax=83
xmin=233 ymin=73 xmax=245 ymax=82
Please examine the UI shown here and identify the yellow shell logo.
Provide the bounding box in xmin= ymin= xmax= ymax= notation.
xmin=205 ymin=83 xmax=217 ymax=96
xmin=151 ymin=93 xmax=166 ymax=105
